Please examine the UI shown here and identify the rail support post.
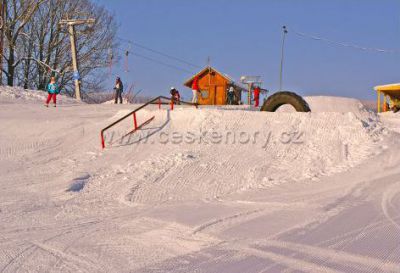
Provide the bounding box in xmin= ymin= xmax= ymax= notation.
xmin=101 ymin=132 xmax=105 ymax=149
xmin=133 ymin=112 xmax=138 ymax=130
xmin=158 ymin=98 xmax=161 ymax=110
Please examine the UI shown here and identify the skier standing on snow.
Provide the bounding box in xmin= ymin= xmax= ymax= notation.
xmin=114 ymin=77 xmax=124 ymax=104
xmin=227 ymin=86 xmax=235 ymax=105
xmin=191 ymin=76 xmax=199 ymax=104
xmin=45 ymin=77 xmax=60 ymax=107
xmin=253 ymin=86 xmax=260 ymax=107
xmin=170 ymin=87 xmax=181 ymax=105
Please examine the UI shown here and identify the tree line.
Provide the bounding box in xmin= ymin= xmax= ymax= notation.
xmin=2 ymin=0 xmax=118 ymax=96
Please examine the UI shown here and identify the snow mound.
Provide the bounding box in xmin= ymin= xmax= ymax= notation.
xmin=104 ymin=99 xmax=385 ymax=204
xmin=305 ymin=96 xmax=372 ymax=116
xmin=276 ymin=96 xmax=373 ymax=119
xmin=102 ymin=98 xmax=130 ymax=105
xmin=0 ymin=85 xmax=81 ymax=104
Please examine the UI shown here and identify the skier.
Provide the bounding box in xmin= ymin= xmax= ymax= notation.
xmin=253 ymin=86 xmax=260 ymax=107
xmin=114 ymin=77 xmax=124 ymax=104
xmin=191 ymin=76 xmax=199 ymax=104
xmin=170 ymin=87 xmax=181 ymax=105
xmin=227 ymin=86 xmax=235 ymax=105
xmin=45 ymin=77 xmax=60 ymax=107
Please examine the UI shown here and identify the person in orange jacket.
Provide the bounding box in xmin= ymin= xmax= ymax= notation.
xmin=253 ymin=86 xmax=260 ymax=107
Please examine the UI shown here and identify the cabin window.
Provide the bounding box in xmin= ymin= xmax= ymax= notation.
xmin=201 ymin=90 xmax=209 ymax=99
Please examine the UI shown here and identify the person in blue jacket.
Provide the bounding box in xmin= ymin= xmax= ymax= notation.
xmin=45 ymin=77 xmax=60 ymax=107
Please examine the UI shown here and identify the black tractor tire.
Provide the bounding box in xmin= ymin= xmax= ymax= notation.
xmin=261 ymin=91 xmax=311 ymax=112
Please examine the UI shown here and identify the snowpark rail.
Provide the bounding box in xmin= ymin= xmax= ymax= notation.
xmin=100 ymin=96 xmax=198 ymax=149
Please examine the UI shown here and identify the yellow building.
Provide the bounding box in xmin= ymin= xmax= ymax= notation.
xmin=374 ymin=83 xmax=400 ymax=112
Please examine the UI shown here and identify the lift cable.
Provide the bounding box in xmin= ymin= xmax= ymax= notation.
xmin=117 ymin=37 xmax=201 ymax=68
xmin=289 ymin=27 xmax=400 ymax=54
xmin=112 ymin=45 xmax=195 ymax=74
xmin=131 ymin=52 xmax=194 ymax=74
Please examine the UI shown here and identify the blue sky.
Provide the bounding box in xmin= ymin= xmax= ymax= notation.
xmin=95 ymin=0 xmax=400 ymax=100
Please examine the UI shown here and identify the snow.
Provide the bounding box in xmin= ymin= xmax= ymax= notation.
xmin=102 ymin=98 xmax=130 ymax=104
xmin=1 ymin=88 xmax=400 ymax=273
xmin=0 ymin=85 xmax=80 ymax=105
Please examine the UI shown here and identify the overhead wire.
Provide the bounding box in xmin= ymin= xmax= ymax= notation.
xmin=289 ymin=27 xmax=400 ymax=54
xmin=131 ymin=52 xmax=194 ymax=74
xmin=117 ymin=37 xmax=201 ymax=68
xmin=124 ymin=42 xmax=132 ymax=72
xmin=112 ymin=44 xmax=195 ymax=74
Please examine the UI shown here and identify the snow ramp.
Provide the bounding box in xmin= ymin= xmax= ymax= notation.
xmin=100 ymin=97 xmax=386 ymax=205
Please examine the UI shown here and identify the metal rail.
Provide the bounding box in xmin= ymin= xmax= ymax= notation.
xmin=100 ymin=96 xmax=198 ymax=149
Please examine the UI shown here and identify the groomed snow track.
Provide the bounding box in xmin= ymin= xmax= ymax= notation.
xmin=1 ymin=88 xmax=399 ymax=273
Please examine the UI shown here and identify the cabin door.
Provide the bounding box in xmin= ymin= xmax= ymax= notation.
xmin=215 ymin=86 xmax=226 ymax=105
xmin=208 ymin=85 xmax=216 ymax=105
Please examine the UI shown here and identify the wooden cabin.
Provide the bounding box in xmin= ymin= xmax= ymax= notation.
xmin=184 ymin=66 xmax=243 ymax=105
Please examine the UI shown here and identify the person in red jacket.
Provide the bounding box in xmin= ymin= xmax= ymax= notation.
xmin=253 ymin=86 xmax=260 ymax=107
xmin=191 ymin=76 xmax=199 ymax=104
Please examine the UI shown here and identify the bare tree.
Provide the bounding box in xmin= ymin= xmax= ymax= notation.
xmin=3 ymin=0 xmax=47 ymax=86
xmin=2 ymin=0 xmax=118 ymax=97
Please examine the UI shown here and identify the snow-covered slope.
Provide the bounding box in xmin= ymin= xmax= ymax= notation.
xmin=102 ymin=98 xmax=131 ymax=104
xmin=0 ymin=85 xmax=81 ymax=105
xmin=101 ymin=108 xmax=383 ymax=205
xmin=305 ymin=95 xmax=376 ymax=116
xmin=0 ymin=91 xmax=399 ymax=273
